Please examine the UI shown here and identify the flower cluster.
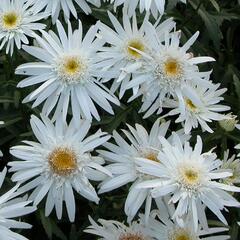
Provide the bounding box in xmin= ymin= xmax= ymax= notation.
xmin=0 ymin=0 xmax=239 ymax=239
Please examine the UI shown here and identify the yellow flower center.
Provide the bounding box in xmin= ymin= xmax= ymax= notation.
xmin=185 ymin=98 xmax=197 ymax=112
xmin=183 ymin=169 xmax=199 ymax=183
xmin=164 ymin=59 xmax=182 ymax=77
xmin=127 ymin=39 xmax=145 ymax=59
xmin=57 ymin=55 xmax=88 ymax=84
xmin=169 ymin=228 xmax=195 ymax=240
xmin=144 ymin=152 xmax=159 ymax=163
xmin=48 ymin=147 xmax=77 ymax=176
xmin=62 ymin=57 xmax=83 ymax=76
xmin=119 ymin=233 xmax=144 ymax=240
xmin=178 ymin=165 xmax=201 ymax=192
xmin=154 ymin=57 xmax=184 ymax=90
xmin=176 ymin=235 xmax=190 ymax=240
xmin=174 ymin=233 xmax=191 ymax=240
xmin=2 ymin=12 xmax=20 ymax=30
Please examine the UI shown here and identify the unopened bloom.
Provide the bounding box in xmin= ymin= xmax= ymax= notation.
xmin=221 ymin=150 xmax=240 ymax=186
xmin=219 ymin=113 xmax=240 ymax=132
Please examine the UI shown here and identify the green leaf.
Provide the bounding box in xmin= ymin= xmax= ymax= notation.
xmin=40 ymin=210 xmax=53 ymax=240
xmin=198 ymin=9 xmax=222 ymax=49
xmin=233 ymin=75 xmax=240 ymax=100
xmin=209 ymin=0 xmax=220 ymax=12
xmin=51 ymin=221 xmax=68 ymax=240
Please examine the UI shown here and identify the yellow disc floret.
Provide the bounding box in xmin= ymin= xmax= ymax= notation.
xmin=127 ymin=39 xmax=145 ymax=59
xmin=2 ymin=11 xmax=21 ymax=30
xmin=119 ymin=233 xmax=145 ymax=240
xmin=48 ymin=147 xmax=77 ymax=176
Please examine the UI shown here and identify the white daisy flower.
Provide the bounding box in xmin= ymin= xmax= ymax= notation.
xmin=106 ymin=0 xmax=186 ymax=18
xmin=125 ymin=23 xmax=215 ymax=119
xmin=0 ymin=167 xmax=36 ymax=240
xmin=221 ymin=150 xmax=240 ymax=186
xmin=97 ymin=11 xmax=175 ymax=98
xmin=85 ymin=215 xmax=153 ymax=240
xmin=8 ymin=115 xmax=112 ymax=222
xmin=30 ymin=0 xmax=101 ymax=23
xmin=98 ymin=119 xmax=188 ymax=222
xmin=85 ymin=208 xmax=229 ymax=240
xmin=167 ymin=83 xmax=230 ymax=134
xmin=0 ymin=0 xmax=48 ymax=55
xmin=144 ymin=209 xmax=230 ymax=240
xmin=16 ymin=20 xmax=119 ymax=122
xmin=136 ymin=134 xmax=240 ymax=230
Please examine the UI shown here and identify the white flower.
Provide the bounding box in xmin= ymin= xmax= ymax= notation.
xmin=9 ymin=115 xmax=112 ymax=222
xmin=85 ymin=215 xmax=153 ymax=240
xmin=221 ymin=150 xmax=240 ymax=186
xmin=106 ymin=0 xmax=186 ymax=18
xmin=125 ymin=23 xmax=215 ymax=119
xmin=85 ymin=208 xmax=229 ymax=240
xmin=97 ymin=11 xmax=175 ymax=98
xmin=144 ymin=209 xmax=230 ymax=240
xmin=167 ymin=83 xmax=230 ymax=133
xmin=0 ymin=167 xmax=36 ymax=240
xmin=136 ymin=134 xmax=240 ymax=230
xmin=98 ymin=119 xmax=188 ymax=222
xmin=0 ymin=0 xmax=47 ymax=55
xmin=16 ymin=20 xmax=119 ymax=122
xmin=30 ymin=0 xmax=101 ymax=23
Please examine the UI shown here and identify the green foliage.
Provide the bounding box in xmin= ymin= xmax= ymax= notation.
xmin=0 ymin=0 xmax=240 ymax=239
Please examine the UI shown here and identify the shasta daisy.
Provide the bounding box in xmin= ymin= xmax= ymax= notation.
xmin=97 ymin=11 xmax=175 ymax=98
xmin=0 ymin=167 xmax=36 ymax=240
xmin=106 ymin=0 xmax=186 ymax=18
xmin=9 ymin=115 xmax=111 ymax=222
xmin=99 ymin=119 xmax=188 ymax=222
xmin=136 ymin=134 xmax=240 ymax=230
xmin=0 ymin=0 xmax=47 ymax=55
xmin=16 ymin=20 xmax=119 ymax=122
xmin=30 ymin=0 xmax=101 ymax=23
xmin=126 ymin=23 xmax=216 ymax=119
